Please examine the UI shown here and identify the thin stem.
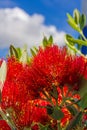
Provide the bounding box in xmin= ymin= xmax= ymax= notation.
xmin=57 ymin=120 xmax=62 ymax=130
xmin=65 ymin=38 xmax=85 ymax=58
xmin=42 ymin=91 xmax=54 ymax=106
xmin=0 ymin=107 xmax=16 ymax=130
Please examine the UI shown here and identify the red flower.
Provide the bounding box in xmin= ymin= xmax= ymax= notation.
xmin=9 ymin=100 xmax=49 ymax=129
xmin=0 ymin=120 xmax=11 ymax=130
xmin=2 ymin=91 xmax=49 ymax=128
xmin=2 ymin=57 xmax=31 ymax=109
xmin=61 ymin=107 xmax=72 ymax=127
xmin=6 ymin=57 xmax=30 ymax=86
xmin=28 ymin=45 xmax=85 ymax=98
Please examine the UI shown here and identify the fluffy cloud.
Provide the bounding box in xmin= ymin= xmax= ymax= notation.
xmin=0 ymin=7 xmax=66 ymax=49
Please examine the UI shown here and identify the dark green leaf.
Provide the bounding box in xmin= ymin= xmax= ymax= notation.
xmin=30 ymin=48 xmax=36 ymax=56
xmin=50 ymin=86 xmax=58 ymax=99
xmin=66 ymin=104 xmax=78 ymax=116
xmin=47 ymin=105 xmax=54 ymax=115
xmin=79 ymin=78 xmax=87 ymax=98
xmin=9 ymin=45 xmax=18 ymax=58
xmin=16 ymin=48 xmax=22 ymax=58
xmin=50 ymin=106 xmax=64 ymax=120
xmin=48 ymin=35 xmax=53 ymax=45
xmin=43 ymin=37 xmax=48 ymax=47
xmin=79 ymin=93 xmax=87 ymax=109
xmin=80 ymin=14 xmax=86 ymax=29
xmin=66 ymin=111 xmax=82 ymax=130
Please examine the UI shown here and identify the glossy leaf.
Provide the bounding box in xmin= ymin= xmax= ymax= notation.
xmin=42 ymin=36 xmax=53 ymax=48
xmin=73 ymin=9 xmax=80 ymax=24
xmin=30 ymin=46 xmax=38 ymax=56
xmin=9 ymin=45 xmax=18 ymax=58
xmin=66 ymin=34 xmax=87 ymax=46
xmin=43 ymin=37 xmax=48 ymax=47
xmin=80 ymin=14 xmax=86 ymax=29
xmin=48 ymin=35 xmax=53 ymax=46
xmin=30 ymin=48 xmax=36 ymax=56
xmin=67 ymin=13 xmax=81 ymax=33
xmin=16 ymin=48 xmax=22 ymax=59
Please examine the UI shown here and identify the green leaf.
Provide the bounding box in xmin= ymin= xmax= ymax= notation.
xmin=27 ymin=57 xmax=32 ymax=64
xmin=50 ymin=106 xmax=64 ymax=120
xmin=65 ymin=34 xmax=75 ymax=46
xmin=66 ymin=34 xmax=87 ymax=46
xmin=47 ymin=105 xmax=54 ymax=115
xmin=30 ymin=46 xmax=38 ymax=56
xmin=73 ymin=9 xmax=80 ymax=24
xmin=48 ymin=35 xmax=53 ymax=46
xmin=0 ymin=108 xmax=16 ymax=130
xmin=33 ymin=46 xmax=38 ymax=52
xmin=43 ymin=37 xmax=48 ymax=47
xmin=50 ymin=86 xmax=58 ymax=99
xmin=79 ymin=93 xmax=87 ymax=109
xmin=67 ymin=13 xmax=81 ymax=33
xmin=66 ymin=104 xmax=78 ymax=116
xmin=9 ymin=45 xmax=18 ymax=58
xmin=79 ymin=78 xmax=87 ymax=97
xmin=16 ymin=48 xmax=22 ymax=59
xmin=39 ymin=124 xmax=49 ymax=130
xmin=42 ymin=36 xmax=53 ymax=48
xmin=20 ymin=45 xmax=28 ymax=64
xmin=30 ymin=48 xmax=36 ymax=56
xmin=66 ymin=111 xmax=82 ymax=130
xmin=80 ymin=14 xmax=86 ymax=29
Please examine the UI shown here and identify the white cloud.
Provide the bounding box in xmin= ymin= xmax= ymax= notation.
xmin=0 ymin=7 xmax=66 ymax=49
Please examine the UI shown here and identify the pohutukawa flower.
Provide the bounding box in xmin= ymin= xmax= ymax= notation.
xmin=28 ymin=45 xmax=85 ymax=98
xmin=1 ymin=57 xmax=31 ymax=110
xmin=2 ymin=99 xmax=49 ymax=129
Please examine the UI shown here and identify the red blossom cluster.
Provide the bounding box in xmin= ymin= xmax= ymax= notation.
xmin=28 ymin=45 xmax=86 ymax=96
xmin=1 ymin=57 xmax=49 ymax=129
xmin=0 ymin=44 xmax=87 ymax=129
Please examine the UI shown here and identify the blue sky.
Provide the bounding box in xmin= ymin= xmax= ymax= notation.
xmin=0 ymin=0 xmax=82 ymax=58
